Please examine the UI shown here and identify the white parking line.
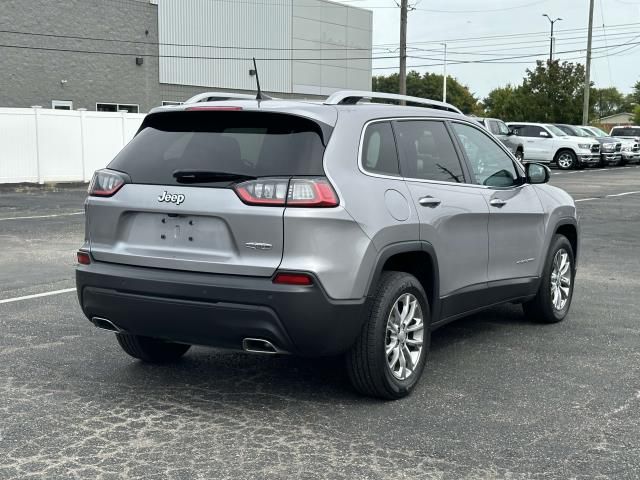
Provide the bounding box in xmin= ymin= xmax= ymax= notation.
xmin=606 ymin=191 xmax=640 ymax=197
xmin=574 ymin=191 xmax=640 ymax=203
xmin=0 ymin=288 xmax=77 ymax=305
xmin=553 ymin=166 xmax=640 ymax=176
xmin=0 ymin=211 xmax=84 ymax=222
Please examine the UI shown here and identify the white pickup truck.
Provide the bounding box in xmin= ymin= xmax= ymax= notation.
xmin=507 ymin=122 xmax=601 ymax=170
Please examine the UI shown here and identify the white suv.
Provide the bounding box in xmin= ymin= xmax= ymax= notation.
xmin=507 ymin=122 xmax=601 ymax=170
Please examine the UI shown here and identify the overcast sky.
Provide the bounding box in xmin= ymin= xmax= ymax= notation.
xmin=346 ymin=0 xmax=640 ymax=100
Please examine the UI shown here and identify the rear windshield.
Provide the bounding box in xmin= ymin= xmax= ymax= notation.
xmin=610 ymin=127 xmax=640 ymax=136
xmin=109 ymin=111 xmax=330 ymax=185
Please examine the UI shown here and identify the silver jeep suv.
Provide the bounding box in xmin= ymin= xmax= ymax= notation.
xmin=76 ymin=91 xmax=579 ymax=399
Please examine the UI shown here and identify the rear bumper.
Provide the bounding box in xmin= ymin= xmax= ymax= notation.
xmin=76 ymin=261 xmax=367 ymax=357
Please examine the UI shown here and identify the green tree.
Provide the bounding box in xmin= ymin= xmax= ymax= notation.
xmin=592 ymin=87 xmax=629 ymax=118
xmin=372 ymin=70 xmax=481 ymax=114
xmin=483 ymin=85 xmax=528 ymax=121
xmin=483 ymin=60 xmax=593 ymax=123
xmin=634 ymin=105 xmax=640 ymax=124
xmin=630 ymin=80 xmax=640 ymax=106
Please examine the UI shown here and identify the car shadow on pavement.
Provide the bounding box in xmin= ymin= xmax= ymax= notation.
xmin=105 ymin=303 xmax=535 ymax=403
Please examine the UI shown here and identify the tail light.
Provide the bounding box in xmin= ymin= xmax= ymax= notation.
xmin=234 ymin=178 xmax=339 ymax=207
xmin=77 ymin=251 xmax=91 ymax=265
xmin=88 ymin=169 xmax=128 ymax=197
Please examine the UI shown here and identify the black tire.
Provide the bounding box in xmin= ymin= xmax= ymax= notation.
xmin=116 ymin=333 xmax=191 ymax=363
xmin=346 ymin=271 xmax=431 ymax=400
xmin=554 ymin=150 xmax=576 ymax=170
xmin=523 ymin=234 xmax=575 ymax=323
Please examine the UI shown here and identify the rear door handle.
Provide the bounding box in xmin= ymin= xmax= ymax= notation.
xmin=419 ymin=196 xmax=442 ymax=207
xmin=490 ymin=199 xmax=507 ymax=208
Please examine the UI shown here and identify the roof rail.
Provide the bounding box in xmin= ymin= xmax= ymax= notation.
xmin=184 ymin=91 xmax=259 ymax=104
xmin=324 ymin=90 xmax=462 ymax=114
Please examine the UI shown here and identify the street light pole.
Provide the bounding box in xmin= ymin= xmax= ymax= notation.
xmin=543 ymin=14 xmax=562 ymax=63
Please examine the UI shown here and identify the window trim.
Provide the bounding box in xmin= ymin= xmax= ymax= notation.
xmin=52 ymin=100 xmax=73 ymax=110
xmin=359 ymin=120 xmax=402 ymax=178
xmin=96 ymin=102 xmax=140 ymax=113
xmin=448 ymin=119 xmax=525 ymax=189
xmin=358 ymin=116 xmax=479 ymax=187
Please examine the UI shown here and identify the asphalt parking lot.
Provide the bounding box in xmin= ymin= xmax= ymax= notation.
xmin=1 ymin=166 xmax=639 ymax=480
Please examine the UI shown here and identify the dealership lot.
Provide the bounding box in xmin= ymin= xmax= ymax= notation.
xmin=1 ymin=167 xmax=639 ymax=479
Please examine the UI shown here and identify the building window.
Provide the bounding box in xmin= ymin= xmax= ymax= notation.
xmin=52 ymin=100 xmax=73 ymax=110
xmin=162 ymin=101 xmax=183 ymax=106
xmin=96 ymin=103 xmax=139 ymax=113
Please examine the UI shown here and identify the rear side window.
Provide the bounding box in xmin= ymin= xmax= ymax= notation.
xmin=394 ymin=120 xmax=465 ymax=183
xmin=109 ymin=111 xmax=329 ymax=185
xmin=361 ymin=122 xmax=400 ymax=176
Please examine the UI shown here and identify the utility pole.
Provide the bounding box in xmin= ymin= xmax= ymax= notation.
xmin=543 ymin=14 xmax=562 ymax=63
xmin=399 ymin=0 xmax=408 ymax=100
xmin=582 ymin=0 xmax=595 ymax=125
xmin=442 ymin=43 xmax=447 ymax=103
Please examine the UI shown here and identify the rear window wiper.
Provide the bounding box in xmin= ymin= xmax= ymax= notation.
xmin=172 ymin=170 xmax=257 ymax=183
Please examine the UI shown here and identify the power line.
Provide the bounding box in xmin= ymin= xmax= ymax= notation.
xmin=0 ymin=29 xmax=377 ymax=52
xmin=0 ymin=43 xmax=395 ymax=61
xmin=372 ymin=38 xmax=640 ymax=70
xmin=1 ymin=21 xmax=637 ymax=54
xmin=372 ymin=21 xmax=640 ymax=47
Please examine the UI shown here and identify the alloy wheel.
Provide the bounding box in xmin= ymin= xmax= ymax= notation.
xmin=557 ymin=153 xmax=574 ymax=169
xmin=385 ymin=293 xmax=424 ymax=380
xmin=550 ymin=248 xmax=571 ymax=311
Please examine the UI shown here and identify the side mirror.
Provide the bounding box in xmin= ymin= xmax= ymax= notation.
xmin=539 ymin=131 xmax=550 ymax=138
xmin=526 ymin=162 xmax=550 ymax=184
xmin=507 ymin=129 xmax=515 ymax=136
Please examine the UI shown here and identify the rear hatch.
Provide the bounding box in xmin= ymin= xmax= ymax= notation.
xmin=87 ymin=109 xmax=330 ymax=276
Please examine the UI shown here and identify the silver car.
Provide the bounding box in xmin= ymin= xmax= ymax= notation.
xmin=76 ymin=91 xmax=579 ymax=399
xmin=475 ymin=117 xmax=525 ymax=162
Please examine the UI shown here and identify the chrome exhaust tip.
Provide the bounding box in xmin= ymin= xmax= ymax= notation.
xmin=242 ymin=338 xmax=286 ymax=355
xmin=91 ymin=317 xmax=122 ymax=333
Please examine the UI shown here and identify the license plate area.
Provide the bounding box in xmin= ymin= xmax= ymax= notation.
xmin=121 ymin=212 xmax=236 ymax=259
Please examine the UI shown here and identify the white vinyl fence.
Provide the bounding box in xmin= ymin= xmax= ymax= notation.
xmin=0 ymin=107 xmax=146 ymax=184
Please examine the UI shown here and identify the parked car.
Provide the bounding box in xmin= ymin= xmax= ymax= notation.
xmin=609 ymin=125 xmax=640 ymax=142
xmin=475 ymin=117 xmax=524 ymax=162
xmin=608 ymin=126 xmax=640 ymax=164
xmin=77 ymin=91 xmax=579 ymax=399
xmin=576 ymin=126 xmax=623 ymax=166
xmin=555 ymin=124 xmax=621 ymax=167
xmin=507 ymin=122 xmax=600 ymax=170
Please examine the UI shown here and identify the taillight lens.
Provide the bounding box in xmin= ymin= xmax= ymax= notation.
xmin=88 ymin=169 xmax=127 ymax=197
xmin=233 ymin=178 xmax=339 ymax=207
xmin=77 ymin=251 xmax=91 ymax=265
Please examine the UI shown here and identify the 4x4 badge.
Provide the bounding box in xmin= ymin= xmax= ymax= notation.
xmin=158 ymin=191 xmax=185 ymax=205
